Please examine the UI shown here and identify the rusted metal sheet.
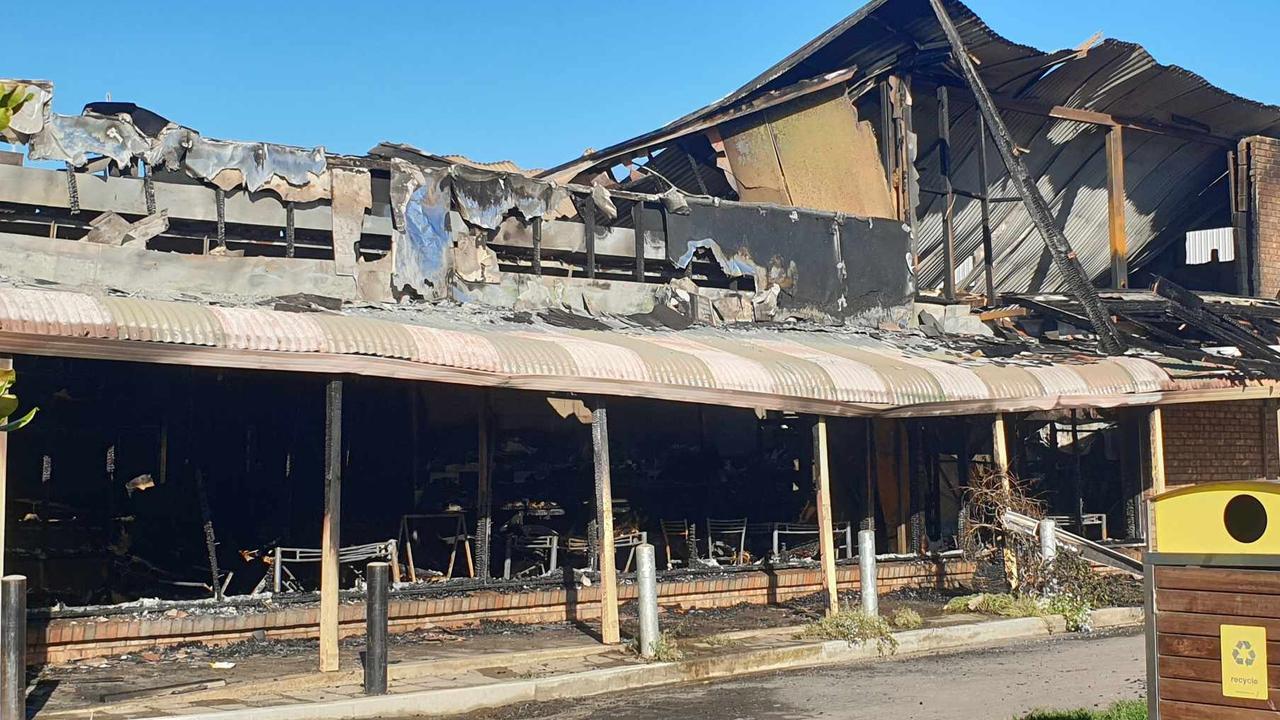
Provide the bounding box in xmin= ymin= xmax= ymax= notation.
xmin=721 ymin=87 xmax=896 ymax=219
xmin=0 ymin=286 xmax=1214 ymax=414
xmin=330 ymin=168 xmax=372 ymax=277
xmin=720 ymin=117 xmax=791 ymax=206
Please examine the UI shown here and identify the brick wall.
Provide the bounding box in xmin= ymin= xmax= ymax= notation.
xmin=1246 ymin=136 xmax=1280 ymax=298
xmin=30 ymin=558 xmax=974 ymax=664
xmin=1162 ymin=400 xmax=1278 ymax=487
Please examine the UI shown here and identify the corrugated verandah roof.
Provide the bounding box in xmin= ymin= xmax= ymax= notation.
xmin=0 ymin=286 xmax=1256 ymax=417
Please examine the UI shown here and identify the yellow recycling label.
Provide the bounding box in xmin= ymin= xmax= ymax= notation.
xmin=1221 ymin=624 xmax=1269 ymax=700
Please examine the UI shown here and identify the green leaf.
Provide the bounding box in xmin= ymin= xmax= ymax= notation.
xmin=0 ymin=107 xmax=11 ymax=134
xmin=0 ymin=406 xmax=37 ymax=432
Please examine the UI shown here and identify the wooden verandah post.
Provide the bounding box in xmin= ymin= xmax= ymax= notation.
xmin=591 ymin=400 xmax=620 ymax=645
xmin=1146 ymin=407 xmax=1167 ymax=545
xmin=813 ymin=416 xmax=839 ymax=617
xmin=319 ymin=378 xmax=343 ymax=672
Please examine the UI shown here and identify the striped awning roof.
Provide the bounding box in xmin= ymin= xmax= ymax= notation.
xmin=0 ymin=286 xmax=1250 ymax=416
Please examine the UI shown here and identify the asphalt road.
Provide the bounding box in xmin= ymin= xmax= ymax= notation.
xmin=461 ymin=629 xmax=1145 ymax=720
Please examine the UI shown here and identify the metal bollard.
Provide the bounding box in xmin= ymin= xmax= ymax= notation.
xmin=635 ymin=544 xmax=659 ymax=659
xmin=364 ymin=562 xmax=389 ymax=696
xmin=1039 ymin=518 xmax=1057 ymax=563
xmin=2 ymin=575 xmax=27 ymax=720
xmin=858 ymin=530 xmax=877 ymax=617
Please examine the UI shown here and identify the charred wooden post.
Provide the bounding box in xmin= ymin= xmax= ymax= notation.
xmin=813 ymin=416 xmax=839 ymax=616
xmin=928 ymin=0 xmax=1125 ymax=354
xmin=581 ymin=195 xmax=597 ymax=279
xmin=879 ymin=80 xmax=897 ymax=216
xmin=320 ymin=378 xmax=343 ymax=672
xmin=992 ymin=412 xmax=1018 ymax=587
xmin=976 ymin=114 xmax=997 ymax=304
xmin=632 ymin=202 xmax=645 ymax=282
xmin=590 ymin=400 xmax=620 ymax=644
xmin=194 ymin=469 xmax=222 ymax=601
xmin=531 ymin=216 xmax=543 ymax=276
xmin=1105 ymin=127 xmax=1128 ymax=288
xmin=1 ymin=574 xmax=25 ymax=720
xmin=937 ymin=85 xmax=956 ymax=300
xmin=475 ymin=395 xmax=493 ymax=580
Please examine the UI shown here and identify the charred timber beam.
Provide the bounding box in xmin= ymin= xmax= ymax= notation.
xmin=928 ymin=0 xmax=1125 ymax=355
xmin=879 ymin=80 xmax=896 ymax=213
xmin=917 ymin=185 xmax=1020 ymax=203
xmin=632 ymin=202 xmax=645 ymax=282
xmin=937 ymin=85 xmax=956 ymax=300
xmin=897 ymin=75 xmax=921 ymax=283
xmin=920 ymin=74 xmax=1234 ymax=148
xmin=531 ymin=216 xmax=543 ymax=276
xmin=1152 ymin=276 xmax=1280 ymax=366
xmin=977 ymin=113 xmax=997 ymax=304
xmin=579 ymin=196 xmax=598 ymax=279
xmin=194 ymin=470 xmax=222 ymax=602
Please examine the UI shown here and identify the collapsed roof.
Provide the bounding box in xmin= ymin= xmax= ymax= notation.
xmin=542 ymin=0 xmax=1280 ymax=296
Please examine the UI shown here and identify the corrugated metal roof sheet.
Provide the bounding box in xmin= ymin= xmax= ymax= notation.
xmin=0 ymin=286 xmax=1224 ymax=415
xmin=1185 ymin=227 xmax=1236 ymax=265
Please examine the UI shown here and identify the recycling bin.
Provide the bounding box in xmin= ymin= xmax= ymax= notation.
xmin=1146 ymin=481 xmax=1280 ymax=718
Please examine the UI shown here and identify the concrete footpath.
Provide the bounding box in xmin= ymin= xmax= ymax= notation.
xmin=42 ymin=607 xmax=1142 ymax=720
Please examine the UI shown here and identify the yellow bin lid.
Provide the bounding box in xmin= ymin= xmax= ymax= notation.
xmin=1152 ymin=481 xmax=1280 ymax=555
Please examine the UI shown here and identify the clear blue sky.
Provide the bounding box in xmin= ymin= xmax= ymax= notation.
xmin=13 ymin=1 xmax=1276 ymax=171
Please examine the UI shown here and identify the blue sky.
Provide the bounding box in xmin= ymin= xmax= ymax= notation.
xmin=13 ymin=1 xmax=1275 ymax=170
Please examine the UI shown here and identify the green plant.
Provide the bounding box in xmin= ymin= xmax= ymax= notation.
xmin=0 ymin=368 xmax=36 ymax=431
xmin=798 ymin=608 xmax=898 ymax=656
xmin=1044 ymin=593 xmax=1092 ymax=632
xmin=889 ymin=607 xmax=924 ymax=629
xmin=1022 ymin=698 xmax=1146 ymax=720
xmin=0 ymin=85 xmax=35 ymax=134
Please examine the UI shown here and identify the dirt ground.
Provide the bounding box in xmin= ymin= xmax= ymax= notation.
xmin=28 ymin=621 xmax=593 ymax=716
xmin=458 ymin=628 xmax=1146 ymax=720
xmin=30 ymin=586 xmax=959 ymax=716
xmin=619 ymin=586 xmax=961 ymax=641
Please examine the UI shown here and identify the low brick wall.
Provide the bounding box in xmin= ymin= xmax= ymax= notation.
xmin=30 ymin=556 xmax=973 ymax=664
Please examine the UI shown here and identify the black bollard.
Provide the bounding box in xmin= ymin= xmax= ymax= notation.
xmin=364 ymin=562 xmax=389 ymax=696
xmin=2 ymin=575 xmax=27 ymax=720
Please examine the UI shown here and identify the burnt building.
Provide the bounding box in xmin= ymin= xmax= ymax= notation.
xmin=1 ymin=0 xmax=1279 ymax=667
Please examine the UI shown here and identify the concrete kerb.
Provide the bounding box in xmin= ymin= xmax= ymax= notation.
xmin=139 ymin=607 xmax=1144 ymax=720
